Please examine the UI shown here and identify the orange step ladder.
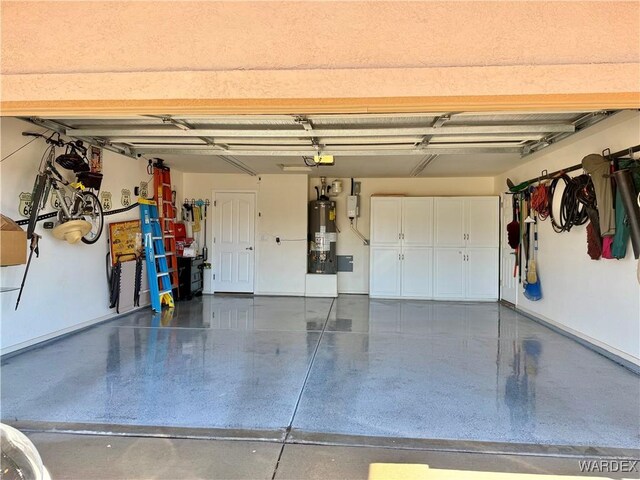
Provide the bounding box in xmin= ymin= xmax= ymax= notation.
xmin=153 ymin=159 xmax=179 ymax=296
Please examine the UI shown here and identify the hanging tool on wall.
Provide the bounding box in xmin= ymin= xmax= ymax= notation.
xmin=612 ymin=167 xmax=640 ymax=259
xmin=14 ymin=234 xmax=41 ymax=310
xmin=507 ymin=194 xmax=520 ymax=249
xmin=134 ymin=255 xmax=143 ymax=307
xmin=202 ymin=199 xmax=209 ymax=261
xmin=108 ymin=255 xmax=123 ymax=312
xmin=524 ymin=212 xmax=542 ymax=301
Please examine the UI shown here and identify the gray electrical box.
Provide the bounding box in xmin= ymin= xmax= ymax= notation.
xmin=347 ymin=195 xmax=359 ymax=218
xmin=337 ymin=255 xmax=354 ymax=272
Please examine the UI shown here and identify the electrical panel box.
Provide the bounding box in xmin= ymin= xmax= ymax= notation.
xmin=347 ymin=195 xmax=359 ymax=219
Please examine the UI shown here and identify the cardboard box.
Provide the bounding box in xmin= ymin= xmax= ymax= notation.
xmin=1 ymin=214 xmax=27 ymax=266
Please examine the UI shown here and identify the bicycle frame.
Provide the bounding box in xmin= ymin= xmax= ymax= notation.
xmin=40 ymin=154 xmax=87 ymax=222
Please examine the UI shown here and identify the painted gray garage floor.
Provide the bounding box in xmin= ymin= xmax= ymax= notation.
xmin=2 ymin=295 xmax=639 ymax=450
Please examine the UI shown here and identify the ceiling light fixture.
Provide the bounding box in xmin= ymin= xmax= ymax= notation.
xmin=280 ymin=164 xmax=313 ymax=172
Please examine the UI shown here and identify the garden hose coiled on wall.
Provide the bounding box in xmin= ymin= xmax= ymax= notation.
xmin=548 ymin=174 xmax=593 ymax=233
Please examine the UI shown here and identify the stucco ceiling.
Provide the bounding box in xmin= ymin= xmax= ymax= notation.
xmin=22 ymin=110 xmax=615 ymax=177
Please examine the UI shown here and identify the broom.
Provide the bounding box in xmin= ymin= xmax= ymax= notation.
xmin=524 ymin=213 xmax=542 ymax=301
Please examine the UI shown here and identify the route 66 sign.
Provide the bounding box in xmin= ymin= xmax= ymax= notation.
xmin=100 ymin=191 xmax=112 ymax=211
xmin=50 ymin=190 xmax=63 ymax=210
xmin=18 ymin=192 xmax=33 ymax=218
xmin=121 ymin=189 xmax=131 ymax=207
xmin=139 ymin=181 xmax=148 ymax=199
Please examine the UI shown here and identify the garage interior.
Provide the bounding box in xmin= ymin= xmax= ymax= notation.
xmin=1 ymin=2 xmax=640 ymax=479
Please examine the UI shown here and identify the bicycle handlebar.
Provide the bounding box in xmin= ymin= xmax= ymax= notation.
xmin=23 ymin=132 xmax=87 ymax=155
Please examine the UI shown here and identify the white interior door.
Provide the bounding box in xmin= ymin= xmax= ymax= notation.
xmin=434 ymin=198 xmax=465 ymax=247
xmin=214 ymin=192 xmax=255 ymax=293
xmin=466 ymin=197 xmax=499 ymax=247
xmin=402 ymin=197 xmax=434 ymax=246
xmin=466 ymin=247 xmax=499 ymax=300
xmin=434 ymin=247 xmax=465 ymax=299
xmin=401 ymin=247 xmax=433 ymax=298
xmin=369 ymin=246 xmax=402 ymax=297
xmin=370 ymin=197 xmax=402 ymax=245
xmin=500 ymin=194 xmax=517 ymax=304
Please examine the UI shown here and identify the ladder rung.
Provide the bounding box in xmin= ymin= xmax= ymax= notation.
xmin=163 ymin=183 xmax=171 ymax=187
xmin=167 ymin=268 xmax=175 ymax=273
xmin=152 ymin=236 xmax=163 ymax=240
xmin=163 ymin=200 xmax=172 ymax=203
xmin=157 ymin=272 xmax=169 ymax=277
xmin=164 ymin=235 xmax=175 ymax=238
xmin=154 ymin=254 xmax=166 ymax=258
xmin=159 ymin=290 xmax=172 ymax=296
xmin=165 ymin=252 xmax=175 ymax=256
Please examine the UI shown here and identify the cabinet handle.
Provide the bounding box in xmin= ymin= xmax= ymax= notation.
xmin=399 ymin=253 xmax=401 ymax=261
xmin=402 ymin=254 xmax=405 ymax=260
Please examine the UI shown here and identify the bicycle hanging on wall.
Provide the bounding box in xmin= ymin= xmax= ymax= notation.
xmin=24 ymin=132 xmax=104 ymax=244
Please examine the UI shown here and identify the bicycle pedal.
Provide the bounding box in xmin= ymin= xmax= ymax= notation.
xmin=43 ymin=221 xmax=55 ymax=229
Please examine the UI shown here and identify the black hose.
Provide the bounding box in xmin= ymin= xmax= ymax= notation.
xmin=549 ymin=174 xmax=593 ymax=233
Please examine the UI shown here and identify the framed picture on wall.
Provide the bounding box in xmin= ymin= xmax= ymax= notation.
xmin=90 ymin=146 xmax=102 ymax=173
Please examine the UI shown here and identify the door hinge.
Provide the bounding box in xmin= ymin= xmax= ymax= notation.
xmin=214 ymin=200 xmax=216 ymax=207
xmin=213 ymin=274 xmax=215 ymax=280
xmin=213 ymin=236 xmax=216 ymax=243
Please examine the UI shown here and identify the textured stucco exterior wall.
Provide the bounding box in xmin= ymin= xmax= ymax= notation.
xmin=3 ymin=1 xmax=639 ymax=74
xmin=1 ymin=1 xmax=639 ymax=109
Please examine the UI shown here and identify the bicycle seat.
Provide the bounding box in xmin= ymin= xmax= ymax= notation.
xmin=56 ymin=153 xmax=90 ymax=173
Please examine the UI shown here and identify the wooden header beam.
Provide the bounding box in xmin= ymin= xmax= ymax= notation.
xmin=2 ymin=93 xmax=639 ymax=117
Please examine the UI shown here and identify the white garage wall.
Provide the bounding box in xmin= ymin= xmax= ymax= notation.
xmin=495 ymin=110 xmax=640 ymax=364
xmin=183 ymin=173 xmax=308 ymax=296
xmin=0 ymin=118 xmax=184 ymax=354
xmin=308 ymin=177 xmax=496 ymax=294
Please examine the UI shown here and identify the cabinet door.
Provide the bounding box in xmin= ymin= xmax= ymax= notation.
xmin=466 ymin=247 xmax=499 ymax=300
xmin=401 ymin=247 xmax=433 ymax=298
xmin=401 ymin=197 xmax=434 ymax=246
xmin=466 ymin=197 xmax=499 ymax=247
xmin=434 ymin=198 xmax=465 ymax=247
xmin=369 ymin=246 xmax=402 ymax=297
xmin=370 ymin=197 xmax=402 ymax=246
xmin=433 ymin=247 xmax=465 ymax=299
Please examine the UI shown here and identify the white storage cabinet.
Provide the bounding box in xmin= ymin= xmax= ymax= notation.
xmin=370 ymin=196 xmax=499 ymax=301
xmin=369 ymin=197 xmax=433 ymax=298
xmin=433 ymin=197 xmax=499 ymax=300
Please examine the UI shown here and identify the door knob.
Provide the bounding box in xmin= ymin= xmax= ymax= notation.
xmin=246 ymin=246 xmax=253 ymax=250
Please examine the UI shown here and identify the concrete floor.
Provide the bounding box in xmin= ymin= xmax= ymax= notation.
xmin=26 ymin=432 xmax=638 ymax=480
xmin=2 ymin=295 xmax=640 ymax=476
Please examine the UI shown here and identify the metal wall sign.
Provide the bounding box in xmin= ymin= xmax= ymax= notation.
xmin=18 ymin=192 xmax=32 ymax=217
xmin=121 ymin=188 xmax=131 ymax=207
xmin=139 ymin=181 xmax=148 ymax=199
xmin=50 ymin=190 xmax=62 ymax=210
xmin=100 ymin=191 xmax=112 ymax=211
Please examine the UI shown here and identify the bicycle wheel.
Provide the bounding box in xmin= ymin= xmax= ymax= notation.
xmin=79 ymin=191 xmax=104 ymax=244
xmin=26 ymin=173 xmax=48 ymax=239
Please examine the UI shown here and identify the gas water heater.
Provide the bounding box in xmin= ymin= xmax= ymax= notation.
xmin=308 ymin=179 xmax=337 ymax=274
